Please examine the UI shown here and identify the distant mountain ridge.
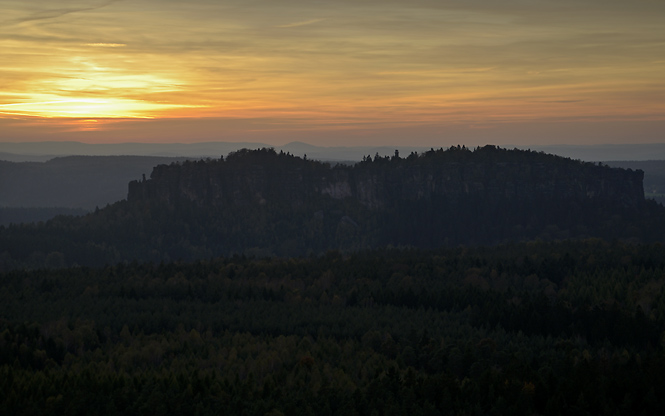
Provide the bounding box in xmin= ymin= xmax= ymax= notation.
xmin=4 ymin=140 xmax=665 ymax=162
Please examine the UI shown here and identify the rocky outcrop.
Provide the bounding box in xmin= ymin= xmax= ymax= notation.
xmin=0 ymin=146 xmax=656 ymax=270
xmin=128 ymin=146 xmax=645 ymax=210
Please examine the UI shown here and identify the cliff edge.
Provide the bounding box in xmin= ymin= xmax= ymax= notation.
xmin=128 ymin=145 xmax=645 ymax=211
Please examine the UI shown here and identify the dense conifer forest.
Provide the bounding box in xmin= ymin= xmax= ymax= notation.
xmin=2 ymin=241 xmax=665 ymax=415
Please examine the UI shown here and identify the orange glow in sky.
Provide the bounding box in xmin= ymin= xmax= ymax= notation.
xmin=1 ymin=0 xmax=664 ymax=146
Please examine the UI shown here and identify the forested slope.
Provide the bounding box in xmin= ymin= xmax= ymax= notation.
xmin=1 ymin=146 xmax=664 ymax=270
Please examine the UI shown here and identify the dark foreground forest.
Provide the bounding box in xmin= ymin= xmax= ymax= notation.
xmin=2 ymin=240 xmax=665 ymax=415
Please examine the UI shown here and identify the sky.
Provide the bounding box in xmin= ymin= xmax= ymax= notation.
xmin=0 ymin=0 xmax=664 ymax=147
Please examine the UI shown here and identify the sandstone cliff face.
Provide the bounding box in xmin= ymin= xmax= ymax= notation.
xmin=128 ymin=146 xmax=645 ymax=210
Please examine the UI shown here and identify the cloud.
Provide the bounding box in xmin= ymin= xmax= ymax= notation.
xmin=277 ymin=18 xmax=325 ymax=28
xmin=532 ymin=100 xmax=585 ymax=104
xmin=86 ymin=43 xmax=126 ymax=47
xmin=6 ymin=0 xmax=122 ymax=26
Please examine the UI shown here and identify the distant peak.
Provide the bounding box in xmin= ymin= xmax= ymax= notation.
xmin=280 ymin=141 xmax=321 ymax=150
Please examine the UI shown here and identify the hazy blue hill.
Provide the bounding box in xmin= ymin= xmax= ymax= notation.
xmin=0 ymin=152 xmax=55 ymax=162
xmin=0 ymin=141 xmax=273 ymax=160
xmin=0 ymin=155 xmax=190 ymax=210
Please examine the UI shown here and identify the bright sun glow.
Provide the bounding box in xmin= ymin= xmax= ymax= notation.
xmin=0 ymin=98 xmax=184 ymax=119
xmin=0 ymin=52 xmax=197 ymax=119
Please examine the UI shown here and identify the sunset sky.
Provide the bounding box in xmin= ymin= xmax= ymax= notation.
xmin=1 ymin=0 xmax=664 ymax=146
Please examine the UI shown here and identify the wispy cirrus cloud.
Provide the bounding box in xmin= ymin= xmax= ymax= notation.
xmin=5 ymin=0 xmax=123 ymax=26
xmin=85 ymin=43 xmax=126 ymax=47
xmin=276 ymin=18 xmax=325 ymax=28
